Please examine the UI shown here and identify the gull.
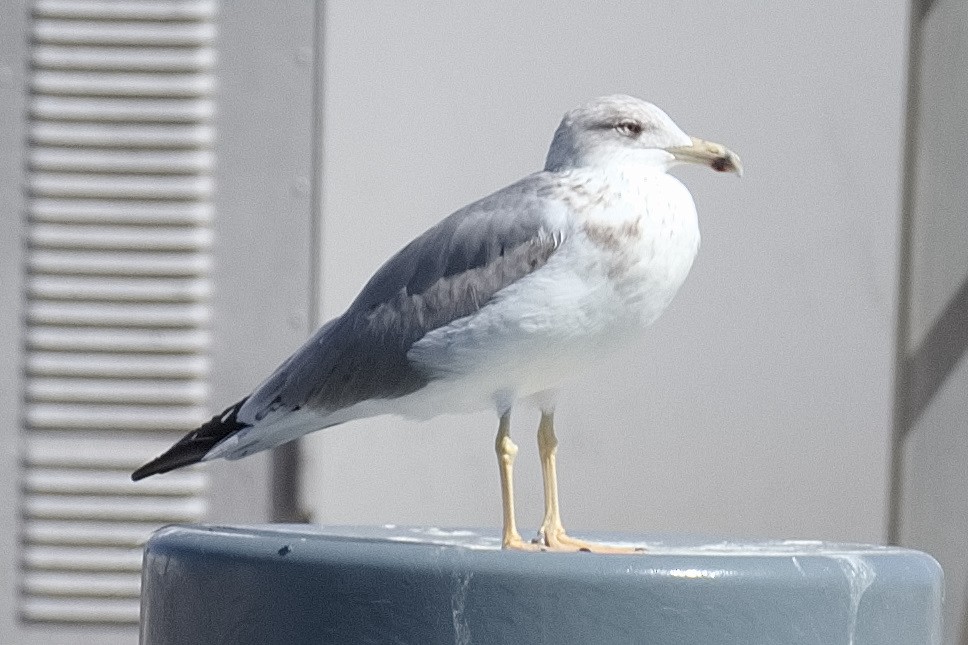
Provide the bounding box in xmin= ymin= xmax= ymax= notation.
xmin=133 ymin=95 xmax=741 ymax=552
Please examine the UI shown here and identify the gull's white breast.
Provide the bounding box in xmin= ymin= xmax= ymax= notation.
xmin=395 ymin=167 xmax=701 ymax=418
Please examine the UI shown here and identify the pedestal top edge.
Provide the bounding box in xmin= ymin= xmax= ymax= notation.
xmin=148 ymin=523 xmax=939 ymax=561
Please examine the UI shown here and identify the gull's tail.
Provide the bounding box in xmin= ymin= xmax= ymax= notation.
xmin=131 ymin=398 xmax=250 ymax=481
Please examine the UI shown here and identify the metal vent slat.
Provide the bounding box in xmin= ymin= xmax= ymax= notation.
xmin=24 ymin=546 xmax=145 ymax=572
xmin=33 ymin=45 xmax=215 ymax=72
xmin=29 ymin=324 xmax=208 ymax=349
xmin=30 ymin=250 xmax=210 ymax=275
xmin=31 ymin=147 xmax=213 ymax=173
xmin=27 ymin=378 xmax=208 ymax=403
xmin=32 ymin=122 xmax=214 ymax=148
xmin=34 ymin=20 xmax=214 ymax=46
xmin=26 ymin=495 xmax=206 ymax=521
xmin=33 ymin=70 xmax=214 ymax=97
xmin=26 ymin=434 xmax=190 ymax=469
xmin=31 ymin=224 xmax=213 ymax=250
xmin=29 ymin=276 xmax=210 ymax=302
xmin=27 ymin=328 xmax=209 ymax=353
xmin=26 ymin=468 xmax=205 ymax=496
xmin=30 ymin=172 xmax=212 ymax=199
xmin=26 ymin=520 xmax=165 ymax=547
xmin=28 ymin=301 xmax=209 ymax=327
xmin=28 ymin=352 xmax=208 ymax=378
xmin=35 ymin=0 xmax=216 ymax=21
xmin=23 ymin=571 xmax=142 ymax=599
xmin=26 ymin=402 xmax=208 ymax=431
xmin=22 ymin=1 xmax=215 ymax=625
xmin=21 ymin=597 xmax=142 ymax=623
xmin=32 ymin=96 xmax=213 ymax=122
xmin=29 ymin=199 xmax=212 ymax=224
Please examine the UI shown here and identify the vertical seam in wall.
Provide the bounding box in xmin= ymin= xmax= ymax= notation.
xmin=306 ymin=0 xmax=327 ymax=520
xmin=310 ymin=1 xmax=324 ymax=334
xmin=887 ymin=0 xmax=924 ymax=546
xmin=273 ymin=0 xmax=326 ymax=523
xmin=298 ymin=0 xmax=326 ymax=521
xmin=270 ymin=1 xmax=325 ymax=523
xmin=297 ymin=0 xmax=327 ymax=519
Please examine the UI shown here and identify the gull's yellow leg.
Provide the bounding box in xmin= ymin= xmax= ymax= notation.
xmin=535 ymin=411 xmax=643 ymax=554
xmin=495 ymin=412 xmax=537 ymax=550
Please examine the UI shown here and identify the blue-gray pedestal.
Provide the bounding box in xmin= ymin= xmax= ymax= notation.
xmin=140 ymin=525 xmax=942 ymax=644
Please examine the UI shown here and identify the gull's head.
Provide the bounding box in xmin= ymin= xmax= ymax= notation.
xmin=544 ymin=94 xmax=742 ymax=176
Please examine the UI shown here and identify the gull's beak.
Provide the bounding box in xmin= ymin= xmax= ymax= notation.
xmin=668 ymin=137 xmax=743 ymax=177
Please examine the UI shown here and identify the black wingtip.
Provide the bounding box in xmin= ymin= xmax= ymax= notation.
xmin=131 ymin=398 xmax=250 ymax=481
xmin=131 ymin=452 xmax=198 ymax=481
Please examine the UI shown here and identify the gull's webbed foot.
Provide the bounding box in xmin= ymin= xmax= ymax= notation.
xmin=533 ymin=525 xmax=645 ymax=554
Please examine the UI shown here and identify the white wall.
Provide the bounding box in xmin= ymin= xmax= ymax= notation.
xmin=302 ymin=0 xmax=908 ymax=543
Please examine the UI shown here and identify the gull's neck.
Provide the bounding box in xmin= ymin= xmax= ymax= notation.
xmin=545 ymin=146 xmax=675 ymax=175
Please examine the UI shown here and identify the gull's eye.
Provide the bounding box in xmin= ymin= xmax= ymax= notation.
xmin=616 ymin=121 xmax=643 ymax=137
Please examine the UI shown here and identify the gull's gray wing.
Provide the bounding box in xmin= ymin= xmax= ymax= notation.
xmin=131 ymin=172 xmax=566 ymax=479
xmin=242 ymin=172 xmax=565 ymax=420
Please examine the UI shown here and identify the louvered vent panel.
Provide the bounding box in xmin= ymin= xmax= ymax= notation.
xmin=22 ymin=0 xmax=216 ymax=625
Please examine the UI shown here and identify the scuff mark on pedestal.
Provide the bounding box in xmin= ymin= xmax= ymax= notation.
xmin=830 ymin=554 xmax=876 ymax=645
xmin=451 ymin=571 xmax=473 ymax=645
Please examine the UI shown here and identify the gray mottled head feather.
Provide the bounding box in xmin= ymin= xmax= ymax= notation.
xmin=545 ymin=94 xmax=691 ymax=171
